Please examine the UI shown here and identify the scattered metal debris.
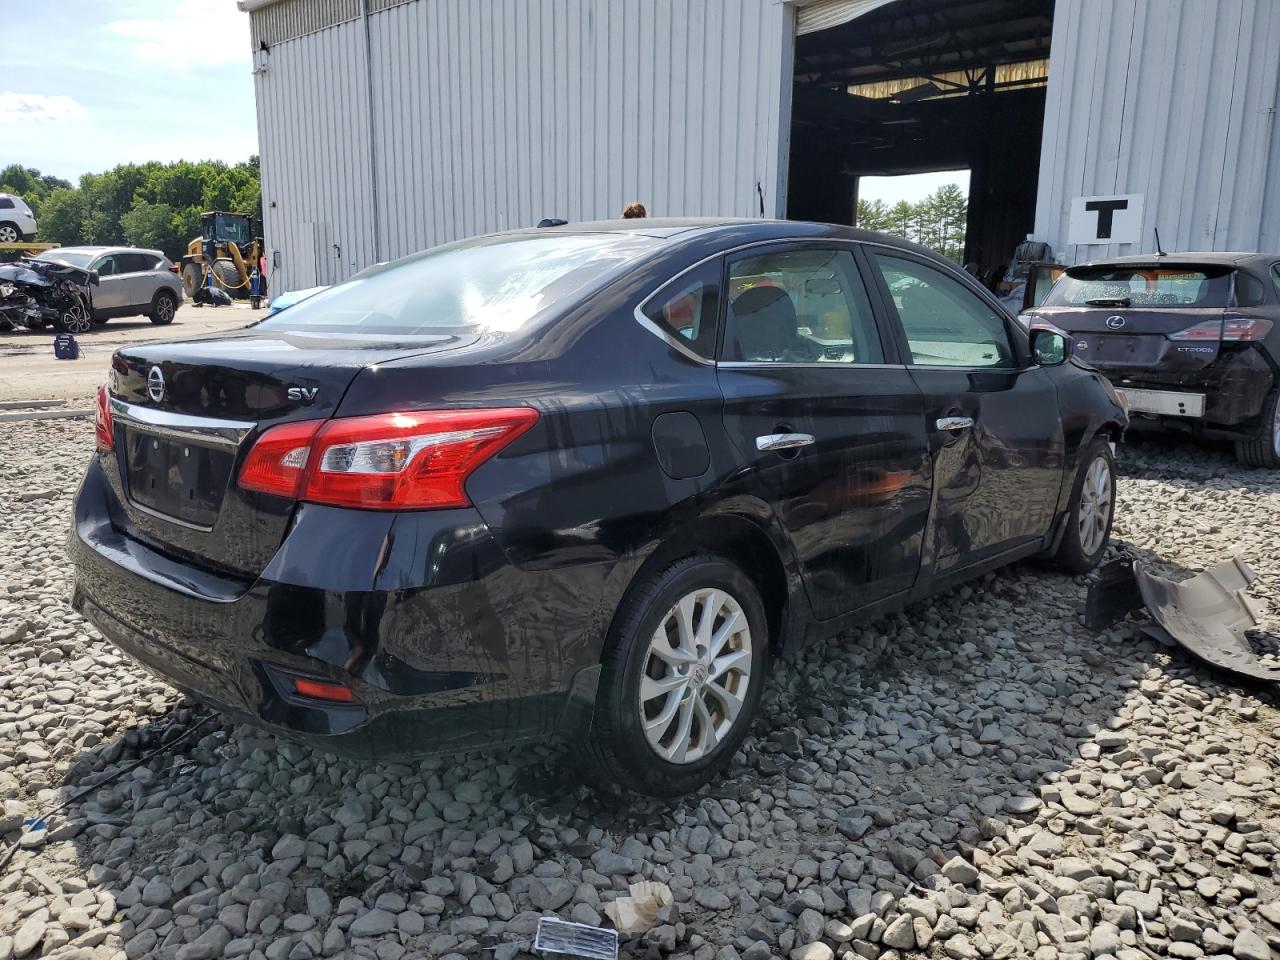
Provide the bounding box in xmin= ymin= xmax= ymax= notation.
xmin=534 ymin=918 xmax=619 ymax=960
xmin=1086 ymin=556 xmax=1279 ymax=682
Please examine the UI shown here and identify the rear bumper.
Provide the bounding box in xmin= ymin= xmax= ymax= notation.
xmin=1096 ymin=347 xmax=1275 ymax=427
xmin=69 ymin=459 xmax=601 ymax=756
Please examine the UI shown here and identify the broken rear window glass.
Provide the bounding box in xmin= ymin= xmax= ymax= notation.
xmin=1043 ymin=266 xmax=1233 ymax=308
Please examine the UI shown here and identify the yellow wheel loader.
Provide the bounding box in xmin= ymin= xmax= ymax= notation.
xmin=179 ymin=212 xmax=265 ymax=301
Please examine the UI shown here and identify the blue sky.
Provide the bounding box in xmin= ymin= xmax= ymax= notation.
xmin=2 ymin=0 xmax=259 ymax=183
xmin=860 ymin=170 xmax=970 ymax=206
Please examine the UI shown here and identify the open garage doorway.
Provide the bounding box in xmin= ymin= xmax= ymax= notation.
xmin=786 ymin=0 xmax=1055 ymax=287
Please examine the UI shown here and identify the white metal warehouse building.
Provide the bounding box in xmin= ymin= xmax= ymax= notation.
xmin=239 ymin=0 xmax=1280 ymax=294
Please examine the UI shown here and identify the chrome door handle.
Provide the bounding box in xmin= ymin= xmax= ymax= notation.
xmin=756 ymin=432 xmax=815 ymax=452
xmin=935 ymin=417 xmax=974 ymax=432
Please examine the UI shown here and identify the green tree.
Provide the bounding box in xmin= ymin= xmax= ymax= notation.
xmin=120 ymin=201 xmax=187 ymax=258
xmin=36 ymin=188 xmax=86 ymax=246
xmin=0 ymin=165 xmax=72 ymax=218
xmin=855 ymin=198 xmax=891 ymax=233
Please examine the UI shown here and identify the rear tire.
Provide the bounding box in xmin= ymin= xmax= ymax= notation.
xmin=1233 ymin=390 xmax=1280 ymax=469
xmin=585 ymin=555 xmax=768 ymax=798
xmin=0 ymin=223 xmax=19 ymax=244
xmin=1052 ymin=438 xmax=1116 ymax=574
xmin=150 ymin=290 xmax=177 ymax=325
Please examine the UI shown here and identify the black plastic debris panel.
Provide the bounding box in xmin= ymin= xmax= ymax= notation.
xmin=534 ymin=918 xmax=620 ymax=960
xmin=1086 ymin=556 xmax=1280 ymax=683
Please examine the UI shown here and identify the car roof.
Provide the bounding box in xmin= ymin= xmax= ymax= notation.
xmin=513 ymin=217 xmax=939 ymax=256
xmin=1075 ymin=251 xmax=1279 ymax=269
xmin=45 ymin=245 xmax=166 ymax=258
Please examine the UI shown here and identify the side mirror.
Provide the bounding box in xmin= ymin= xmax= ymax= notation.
xmin=1030 ymin=327 xmax=1071 ymax=366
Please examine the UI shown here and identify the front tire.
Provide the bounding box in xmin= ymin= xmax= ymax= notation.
xmin=150 ymin=290 xmax=177 ymax=325
xmin=1234 ymin=390 xmax=1280 ymax=469
xmin=586 ymin=555 xmax=768 ymax=797
xmin=54 ymin=302 xmax=94 ymax=334
xmin=1052 ymin=439 xmax=1116 ymax=574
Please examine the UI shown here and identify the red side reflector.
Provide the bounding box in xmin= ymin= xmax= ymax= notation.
xmin=95 ymin=385 xmax=114 ymax=453
xmin=293 ymin=678 xmax=354 ymax=703
xmin=238 ymin=407 xmax=539 ymax=510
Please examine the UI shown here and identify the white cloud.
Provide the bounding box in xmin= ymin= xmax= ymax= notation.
xmin=105 ymin=0 xmax=251 ymax=71
xmin=0 ymin=92 xmax=89 ymax=125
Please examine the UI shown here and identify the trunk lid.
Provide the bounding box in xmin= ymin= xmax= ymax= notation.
xmin=107 ymin=328 xmax=477 ymax=576
xmin=1032 ymin=306 xmax=1229 ymax=372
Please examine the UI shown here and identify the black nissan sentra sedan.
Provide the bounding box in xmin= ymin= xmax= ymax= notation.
xmin=71 ymin=220 xmax=1127 ymax=796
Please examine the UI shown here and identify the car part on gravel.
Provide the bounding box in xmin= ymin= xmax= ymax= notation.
xmin=534 ymin=918 xmax=618 ymax=960
xmin=1134 ymin=557 xmax=1280 ymax=682
xmin=1086 ymin=556 xmax=1279 ymax=682
xmin=601 ymin=882 xmax=675 ymax=935
xmin=0 ymin=257 xmax=97 ymax=333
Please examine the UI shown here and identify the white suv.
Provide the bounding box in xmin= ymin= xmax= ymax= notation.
xmin=0 ymin=193 xmax=37 ymax=243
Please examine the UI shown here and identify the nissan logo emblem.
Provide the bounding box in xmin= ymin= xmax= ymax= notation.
xmin=1105 ymin=315 xmax=1127 ymax=330
xmin=147 ymin=366 xmax=166 ymax=403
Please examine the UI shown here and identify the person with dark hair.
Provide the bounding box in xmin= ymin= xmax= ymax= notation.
xmin=621 ymin=202 xmax=647 ymax=219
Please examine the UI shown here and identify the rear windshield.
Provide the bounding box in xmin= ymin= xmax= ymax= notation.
xmin=1043 ymin=265 xmax=1233 ymax=308
xmin=36 ymin=250 xmax=93 ymax=268
xmin=259 ymin=233 xmax=660 ymax=335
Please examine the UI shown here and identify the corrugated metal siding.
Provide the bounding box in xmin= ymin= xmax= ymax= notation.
xmin=253 ymin=0 xmax=794 ymax=291
xmin=256 ymin=19 xmax=376 ymax=291
xmin=250 ymin=0 xmax=359 ymax=47
xmin=1034 ymin=0 xmax=1280 ymax=262
xmin=795 ymin=0 xmax=896 ymax=36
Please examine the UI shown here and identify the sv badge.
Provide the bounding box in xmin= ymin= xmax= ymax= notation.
xmin=287 ymin=386 xmax=319 ymax=402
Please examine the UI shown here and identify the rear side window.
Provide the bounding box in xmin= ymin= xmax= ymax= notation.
xmin=640 ymin=261 xmax=721 ymax=360
xmin=0 ymin=198 xmax=13 ymax=209
xmin=723 ymin=248 xmax=884 ymax=364
xmin=873 ymin=253 xmax=1015 ymax=368
xmin=118 ymin=253 xmax=157 ymax=273
xmin=261 ymin=233 xmax=659 ymax=335
xmin=1043 ymin=266 xmax=1233 ymax=307
xmin=1235 ymin=270 xmax=1267 ymax=307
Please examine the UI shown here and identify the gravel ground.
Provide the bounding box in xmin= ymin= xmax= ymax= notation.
xmin=2 ymin=419 xmax=1280 ymax=960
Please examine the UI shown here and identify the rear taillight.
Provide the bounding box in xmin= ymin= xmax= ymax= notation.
xmin=293 ymin=678 xmax=354 ymax=703
xmin=1168 ymin=317 xmax=1273 ymax=341
xmin=95 ymin=385 xmax=114 ymax=453
xmin=238 ymin=408 xmax=538 ymax=509
xmin=237 ymin=420 xmax=320 ymax=498
xmin=168 ymin=263 xmax=180 ymax=274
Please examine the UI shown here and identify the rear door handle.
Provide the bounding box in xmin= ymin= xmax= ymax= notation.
xmin=935 ymin=417 xmax=974 ymax=432
xmin=756 ymin=432 xmax=815 ymax=452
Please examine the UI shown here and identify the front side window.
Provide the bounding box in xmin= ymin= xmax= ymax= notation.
xmin=260 ymin=233 xmax=660 ymax=336
xmin=874 ymin=254 xmax=1015 ymax=368
xmin=724 ymin=248 xmax=884 ymax=364
xmin=641 ymin=261 xmax=720 ymax=360
xmin=93 ymin=255 xmax=119 ymax=277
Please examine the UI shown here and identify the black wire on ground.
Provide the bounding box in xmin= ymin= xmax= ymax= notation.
xmin=0 ymin=712 xmax=216 ymax=875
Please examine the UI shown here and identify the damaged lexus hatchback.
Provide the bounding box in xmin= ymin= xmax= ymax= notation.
xmin=1024 ymin=253 xmax=1280 ymax=467
xmin=71 ymin=220 xmax=1127 ymax=796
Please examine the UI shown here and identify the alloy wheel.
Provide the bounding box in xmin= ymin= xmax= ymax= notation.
xmin=157 ymin=295 xmax=175 ymax=322
xmin=0 ymin=225 xmax=17 ymax=243
xmin=638 ymin=587 xmax=753 ymax=764
xmin=1077 ymin=454 xmax=1113 ymax=556
xmin=61 ymin=303 xmax=93 ymax=334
